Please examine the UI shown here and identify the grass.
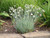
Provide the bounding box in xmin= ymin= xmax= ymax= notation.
xmin=0 ymin=0 xmax=36 ymax=13
xmin=0 ymin=0 xmax=17 ymax=12
xmin=35 ymin=0 xmax=50 ymax=27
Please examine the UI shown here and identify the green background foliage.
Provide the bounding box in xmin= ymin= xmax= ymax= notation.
xmin=0 ymin=0 xmax=35 ymax=13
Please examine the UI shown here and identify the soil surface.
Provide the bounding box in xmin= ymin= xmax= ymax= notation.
xmin=0 ymin=17 xmax=17 ymax=33
xmin=0 ymin=17 xmax=50 ymax=33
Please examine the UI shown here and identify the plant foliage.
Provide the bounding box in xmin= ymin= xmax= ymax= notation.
xmin=0 ymin=0 xmax=35 ymax=13
xmin=9 ymin=4 xmax=44 ymax=33
xmin=35 ymin=0 xmax=50 ymax=27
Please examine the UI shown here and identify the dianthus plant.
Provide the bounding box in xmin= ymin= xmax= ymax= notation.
xmin=9 ymin=4 xmax=45 ymax=33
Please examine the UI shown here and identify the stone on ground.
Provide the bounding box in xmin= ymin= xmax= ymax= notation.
xmin=0 ymin=31 xmax=50 ymax=38
xmin=22 ymin=31 xmax=50 ymax=38
xmin=0 ymin=34 xmax=23 ymax=38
